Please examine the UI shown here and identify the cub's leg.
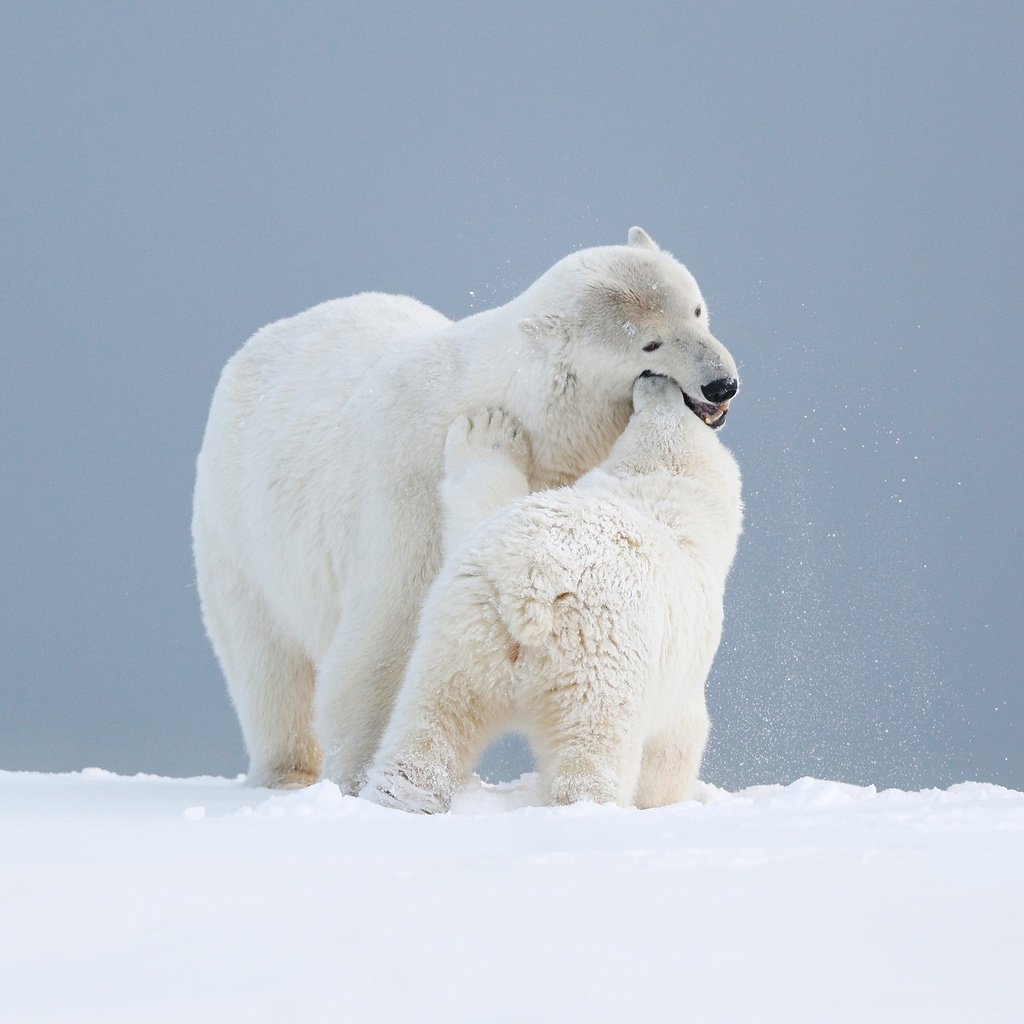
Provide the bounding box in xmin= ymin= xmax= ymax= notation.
xmin=361 ymin=574 xmax=517 ymax=813
xmin=358 ymin=408 xmax=530 ymax=809
xmin=534 ymin=664 xmax=646 ymax=807
xmin=440 ymin=408 xmax=531 ymax=557
xmin=194 ymin=525 xmax=320 ymax=788
xmin=633 ymin=710 xmax=710 ymax=809
xmin=317 ymin=409 xmax=530 ymax=795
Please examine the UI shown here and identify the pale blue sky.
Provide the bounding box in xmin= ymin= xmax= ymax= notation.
xmin=2 ymin=2 xmax=1020 ymax=788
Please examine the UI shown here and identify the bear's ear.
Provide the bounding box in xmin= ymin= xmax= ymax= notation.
xmin=628 ymin=226 xmax=660 ymax=251
xmin=519 ymin=314 xmax=567 ymax=340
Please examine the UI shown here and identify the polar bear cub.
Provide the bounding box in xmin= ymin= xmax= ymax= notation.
xmin=363 ymin=372 xmax=743 ymax=812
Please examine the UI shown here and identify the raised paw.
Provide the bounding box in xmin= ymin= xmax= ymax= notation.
xmin=444 ymin=408 xmax=531 ymax=480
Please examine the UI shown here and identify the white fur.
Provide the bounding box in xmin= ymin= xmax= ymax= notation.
xmin=363 ymin=374 xmax=743 ymax=812
xmin=193 ymin=229 xmax=739 ymax=790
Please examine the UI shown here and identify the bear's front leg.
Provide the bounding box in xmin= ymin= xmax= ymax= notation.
xmin=315 ymin=586 xmax=422 ymax=795
xmin=440 ymin=408 xmax=531 ymax=558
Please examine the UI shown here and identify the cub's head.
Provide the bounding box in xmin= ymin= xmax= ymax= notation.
xmin=520 ymin=227 xmax=738 ymax=428
xmin=608 ymin=371 xmax=730 ymax=478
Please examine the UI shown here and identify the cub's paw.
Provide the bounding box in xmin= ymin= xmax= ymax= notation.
xmin=445 ymin=408 xmax=531 ymax=479
xmin=360 ymin=762 xmax=450 ymax=815
xmin=548 ymin=756 xmax=621 ymax=807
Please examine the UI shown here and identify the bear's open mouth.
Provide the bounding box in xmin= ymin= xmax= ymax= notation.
xmin=683 ymin=392 xmax=730 ymax=429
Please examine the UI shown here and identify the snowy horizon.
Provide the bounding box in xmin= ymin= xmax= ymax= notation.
xmin=3 ymin=767 xmax=1021 ymax=1022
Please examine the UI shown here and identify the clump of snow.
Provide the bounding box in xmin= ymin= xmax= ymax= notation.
xmin=1 ymin=769 xmax=1021 ymax=1023
xmin=239 ymin=779 xmax=368 ymax=819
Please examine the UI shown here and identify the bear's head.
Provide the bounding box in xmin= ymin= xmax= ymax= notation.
xmin=519 ymin=227 xmax=738 ymax=428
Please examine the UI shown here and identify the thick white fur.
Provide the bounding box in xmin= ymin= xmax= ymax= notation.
xmin=193 ymin=229 xmax=739 ymax=790
xmin=363 ymin=374 xmax=743 ymax=812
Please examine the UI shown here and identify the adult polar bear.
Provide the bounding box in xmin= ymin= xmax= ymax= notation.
xmin=193 ymin=228 xmax=739 ymax=791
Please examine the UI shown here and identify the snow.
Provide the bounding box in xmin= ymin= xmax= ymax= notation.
xmin=2 ymin=770 xmax=1021 ymax=1023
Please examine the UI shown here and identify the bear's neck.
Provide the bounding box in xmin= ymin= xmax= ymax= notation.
xmin=452 ymin=305 xmax=631 ymax=488
xmin=525 ymin=382 xmax=632 ymax=488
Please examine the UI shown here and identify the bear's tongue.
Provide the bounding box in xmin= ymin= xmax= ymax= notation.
xmin=683 ymin=392 xmax=729 ymax=429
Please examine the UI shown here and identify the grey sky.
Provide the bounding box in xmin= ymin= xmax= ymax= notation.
xmin=2 ymin=2 xmax=1020 ymax=790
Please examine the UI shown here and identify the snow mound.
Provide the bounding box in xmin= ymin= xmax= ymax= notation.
xmin=1 ymin=769 xmax=1021 ymax=1023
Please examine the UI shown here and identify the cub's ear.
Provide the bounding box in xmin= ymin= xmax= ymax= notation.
xmin=628 ymin=226 xmax=660 ymax=251
xmin=519 ymin=314 xmax=567 ymax=339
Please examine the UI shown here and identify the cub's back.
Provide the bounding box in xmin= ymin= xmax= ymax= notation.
xmin=457 ymin=488 xmax=671 ymax=646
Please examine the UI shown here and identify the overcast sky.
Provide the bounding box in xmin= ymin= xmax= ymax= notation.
xmin=2 ymin=2 xmax=1020 ymax=790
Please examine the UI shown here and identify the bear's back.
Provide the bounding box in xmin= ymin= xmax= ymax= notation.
xmin=480 ymin=487 xmax=670 ymax=596
xmin=220 ymin=293 xmax=451 ymax=414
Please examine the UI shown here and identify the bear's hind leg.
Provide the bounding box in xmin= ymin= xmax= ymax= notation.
xmin=633 ymin=711 xmax=710 ymax=809
xmin=362 ymin=578 xmax=516 ymax=813
xmin=534 ymin=670 xmax=645 ymax=807
xmin=195 ymin=543 xmax=320 ymax=789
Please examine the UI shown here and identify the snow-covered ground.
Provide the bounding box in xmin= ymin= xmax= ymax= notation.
xmin=1 ymin=770 xmax=1021 ymax=1023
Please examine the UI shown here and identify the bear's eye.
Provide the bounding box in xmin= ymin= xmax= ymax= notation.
xmin=694 ymin=305 xmax=702 ymax=318
xmin=642 ymin=340 xmax=662 ymax=352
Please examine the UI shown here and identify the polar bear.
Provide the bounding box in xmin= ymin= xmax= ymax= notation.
xmin=362 ymin=373 xmax=743 ymax=812
xmin=193 ymin=228 xmax=738 ymax=791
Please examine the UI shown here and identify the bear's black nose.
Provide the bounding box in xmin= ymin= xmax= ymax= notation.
xmin=701 ymin=377 xmax=738 ymax=403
